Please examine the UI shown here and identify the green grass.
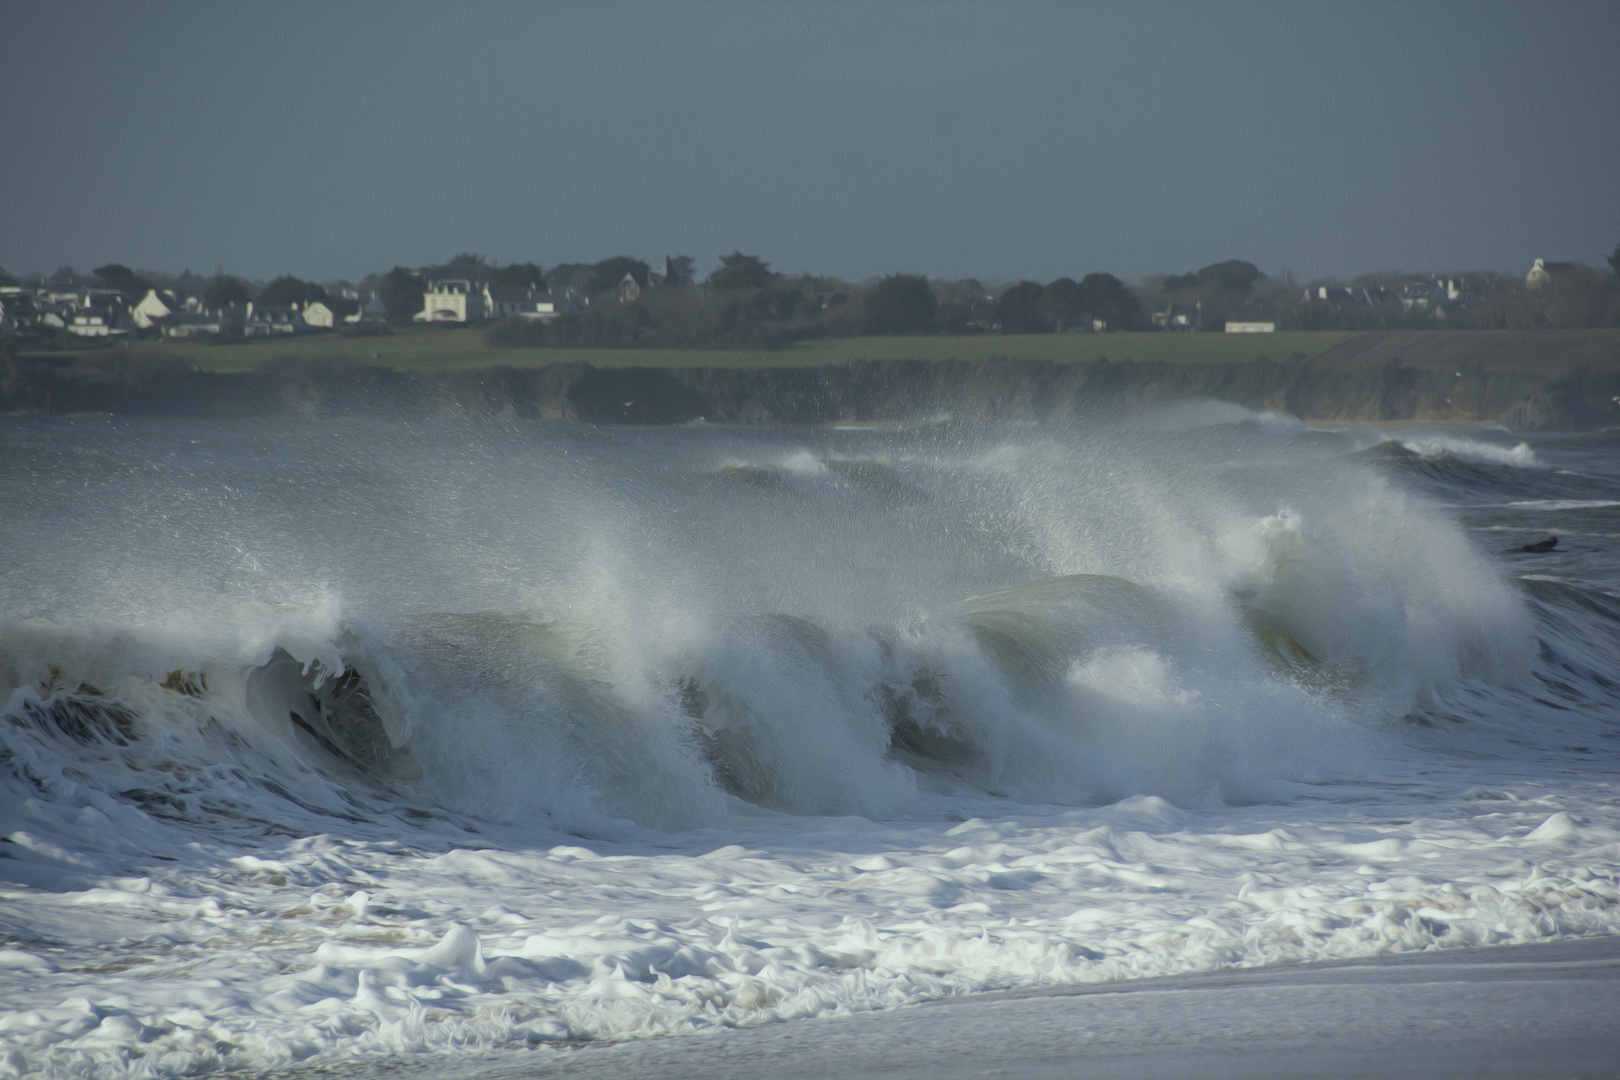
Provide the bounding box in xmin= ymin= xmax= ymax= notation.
xmin=783 ymin=330 xmax=1366 ymax=367
xmin=150 ymin=326 xmax=1370 ymax=375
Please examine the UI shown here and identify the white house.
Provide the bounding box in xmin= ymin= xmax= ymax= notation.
xmin=1526 ymin=258 xmax=1578 ymax=290
xmin=66 ymin=303 xmax=132 ymax=338
xmin=162 ymin=312 xmax=225 ymax=339
xmin=413 ymin=280 xmax=485 ymax=323
xmin=1224 ymin=306 xmax=1279 ymax=333
xmin=484 ymin=284 xmax=580 ymax=322
xmin=130 ymin=289 xmax=213 ymax=329
xmin=131 ymin=288 xmax=179 ymax=329
xmin=301 ymin=300 xmax=337 ymax=329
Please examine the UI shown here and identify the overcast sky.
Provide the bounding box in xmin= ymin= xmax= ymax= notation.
xmin=2 ymin=0 xmax=1616 ymax=285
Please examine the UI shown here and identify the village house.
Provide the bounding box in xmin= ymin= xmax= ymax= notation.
xmin=1526 ymin=258 xmax=1579 ymax=290
xmin=413 ymin=279 xmax=485 ymax=323
xmin=0 ymin=287 xmax=38 ymax=336
xmin=130 ymin=288 xmax=209 ymax=329
xmin=1154 ymin=301 xmax=1202 ymax=330
xmin=160 ymin=312 xmax=226 ymax=339
xmin=131 ymin=289 xmax=181 ymax=329
xmin=65 ymin=292 xmax=133 ymax=338
xmin=1302 ymin=285 xmax=1369 ymax=309
xmin=67 ymin=306 xmax=132 ymax=338
xmin=244 ymin=301 xmax=304 ymax=337
xmin=38 ymin=281 xmax=83 ymax=307
xmin=485 ymin=284 xmax=579 ymax=322
xmin=346 ymin=295 xmax=388 ymax=325
xmin=300 ymin=300 xmax=337 ymax=329
xmin=1224 ymin=306 xmax=1279 ymax=333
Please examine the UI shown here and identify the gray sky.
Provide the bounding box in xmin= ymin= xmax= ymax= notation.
xmin=2 ymin=0 xmax=1616 ymax=285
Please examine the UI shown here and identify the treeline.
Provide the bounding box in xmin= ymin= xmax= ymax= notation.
xmin=8 ymin=244 xmax=1618 ymax=353
xmin=481 ymin=251 xmax=1620 ymax=351
xmin=484 ymin=257 xmax=1162 ymax=350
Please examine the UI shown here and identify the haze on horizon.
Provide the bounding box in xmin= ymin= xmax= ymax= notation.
xmin=1 ymin=0 xmax=1616 ymax=286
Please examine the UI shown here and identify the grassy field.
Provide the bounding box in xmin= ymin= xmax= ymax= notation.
xmin=146 ymin=326 xmax=1369 ymax=374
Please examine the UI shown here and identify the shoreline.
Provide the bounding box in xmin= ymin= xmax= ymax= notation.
xmin=491 ymin=937 xmax=1620 ymax=1080
xmin=239 ymin=937 xmax=1619 ymax=1080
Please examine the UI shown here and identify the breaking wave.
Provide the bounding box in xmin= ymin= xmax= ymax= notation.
xmin=4 ymin=409 xmax=1617 ymax=1079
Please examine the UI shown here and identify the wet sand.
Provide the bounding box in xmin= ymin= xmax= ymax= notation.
xmin=490 ymin=937 xmax=1620 ymax=1080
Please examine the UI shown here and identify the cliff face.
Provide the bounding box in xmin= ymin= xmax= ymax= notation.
xmin=5 ymin=348 xmax=1619 ymax=429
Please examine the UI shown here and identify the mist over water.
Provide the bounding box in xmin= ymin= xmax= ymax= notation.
xmin=3 ymin=408 xmax=1617 ymax=1077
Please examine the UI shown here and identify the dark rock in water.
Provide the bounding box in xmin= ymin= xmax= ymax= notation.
xmin=1513 ymin=536 xmax=1559 ymax=554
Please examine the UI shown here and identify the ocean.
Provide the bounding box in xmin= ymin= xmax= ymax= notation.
xmin=2 ymin=403 xmax=1617 ymax=1077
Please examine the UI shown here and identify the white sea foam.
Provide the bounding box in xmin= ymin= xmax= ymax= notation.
xmin=1 ymin=415 xmax=1614 ymax=1078
xmin=1502 ymin=499 xmax=1620 ymax=511
xmin=1393 ymin=434 xmax=1542 ymax=467
xmin=2 ymin=778 xmax=1615 ymax=1077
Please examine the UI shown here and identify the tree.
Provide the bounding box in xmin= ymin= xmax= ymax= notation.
xmin=203 ymin=274 xmax=249 ymax=311
xmin=93 ymin=263 xmax=151 ymax=298
xmin=1038 ymin=278 xmax=1081 ymax=331
xmin=864 ymin=274 xmax=937 ymax=334
xmin=586 ymin=256 xmax=651 ymax=295
xmin=379 ymin=267 xmax=426 ymax=322
xmin=428 ymin=253 xmax=488 ymax=282
xmin=664 ymin=255 xmax=696 ymax=286
xmin=995 ymin=281 xmax=1046 ymax=333
xmin=708 ymin=252 xmax=775 ymax=290
xmin=1075 ymin=272 xmax=1140 ymax=330
xmin=257 ymin=275 xmax=327 ymax=307
xmin=1607 ymin=244 xmax=1620 ymax=278
xmin=487 ymin=262 xmax=546 ymax=289
xmin=1198 ymin=259 xmax=1261 ymax=295
xmin=1163 ymin=260 xmax=1261 ymax=297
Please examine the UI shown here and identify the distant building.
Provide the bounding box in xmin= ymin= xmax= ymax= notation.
xmin=66 ymin=305 xmax=132 ymax=338
xmin=0 ymin=288 xmax=38 ymax=334
xmin=348 ymin=295 xmax=388 ymax=325
xmin=301 ymin=300 xmax=337 ymax=329
xmin=1154 ymin=301 xmax=1201 ymax=331
xmin=244 ymin=302 xmax=304 ymax=337
xmin=1526 ymin=258 xmax=1579 ymax=290
xmin=1224 ymin=306 xmax=1279 ymax=333
xmin=160 ymin=312 xmax=225 ymax=339
xmin=131 ymin=288 xmax=180 ymax=329
xmin=130 ymin=288 xmax=208 ymax=329
xmin=485 ymin=284 xmax=579 ymax=322
xmin=1398 ymin=280 xmax=1445 ymax=311
xmin=618 ymin=272 xmax=642 ymax=303
xmin=413 ymin=280 xmax=485 ymax=323
xmin=38 ymin=283 xmax=82 ymax=307
xmin=1303 ymin=286 xmax=1367 ymax=309
xmin=63 ymin=292 xmax=133 ymax=338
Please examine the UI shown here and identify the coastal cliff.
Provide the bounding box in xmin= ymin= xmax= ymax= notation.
xmin=5 ymin=331 xmax=1619 ymax=428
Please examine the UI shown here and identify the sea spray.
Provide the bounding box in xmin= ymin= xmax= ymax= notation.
xmin=2 ymin=411 xmax=1616 ymax=1078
